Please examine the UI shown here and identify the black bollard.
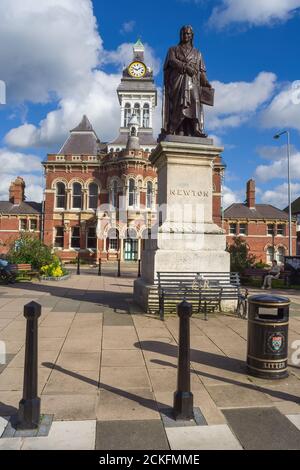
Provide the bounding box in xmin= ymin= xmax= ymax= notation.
xmin=138 ymin=259 xmax=141 ymax=278
xmin=117 ymin=259 xmax=121 ymax=277
xmin=98 ymin=258 xmax=102 ymax=276
xmin=17 ymin=302 xmax=41 ymax=429
xmin=77 ymin=253 xmax=80 ymax=275
xmin=173 ymin=300 xmax=194 ymax=420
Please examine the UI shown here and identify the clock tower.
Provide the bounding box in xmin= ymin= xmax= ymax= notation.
xmin=108 ymin=39 xmax=158 ymax=152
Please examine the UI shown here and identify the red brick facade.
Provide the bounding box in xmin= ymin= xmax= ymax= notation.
xmin=0 ymin=177 xmax=41 ymax=254
xmin=224 ymin=180 xmax=297 ymax=265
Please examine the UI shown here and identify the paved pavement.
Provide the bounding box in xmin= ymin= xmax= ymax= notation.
xmin=0 ymin=267 xmax=300 ymax=450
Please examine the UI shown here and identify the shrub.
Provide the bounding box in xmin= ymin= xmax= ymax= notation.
xmin=227 ymin=237 xmax=256 ymax=273
xmin=7 ymin=233 xmax=53 ymax=270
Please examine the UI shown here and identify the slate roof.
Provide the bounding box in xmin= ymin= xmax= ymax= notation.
xmin=58 ymin=115 xmax=103 ymax=155
xmin=109 ymin=131 xmax=157 ymax=147
xmin=284 ymin=197 xmax=300 ymax=214
xmin=224 ymin=204 xmax=289 ymax=220
xmin=0 ymin=201 xmax=42 ymax=215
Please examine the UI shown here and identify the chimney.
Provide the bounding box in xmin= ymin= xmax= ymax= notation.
xmin=9 ymin=177 xmax=25 ymax=205
xmin=246 ymin=179 xmax=255 ymax=209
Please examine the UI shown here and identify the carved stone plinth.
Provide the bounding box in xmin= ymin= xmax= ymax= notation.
xmin=134 ymin=138 xmax=230 ymax=312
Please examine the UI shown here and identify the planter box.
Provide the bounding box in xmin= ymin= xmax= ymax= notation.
xmin=40 ymin=273 xmax=70 ymax=282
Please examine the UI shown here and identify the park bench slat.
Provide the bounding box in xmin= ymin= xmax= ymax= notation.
xmin=157 ymin=271 xmax=247 ymax=321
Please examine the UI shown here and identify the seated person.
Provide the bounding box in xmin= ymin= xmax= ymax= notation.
xmin=262 ymin=260 xmax=281 ymax=289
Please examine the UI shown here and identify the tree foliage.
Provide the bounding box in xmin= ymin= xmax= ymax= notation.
xmin=227 ymin=237 xmax=256 ymax=273
xmin=7 ymin=233 xmax=54 ymax=270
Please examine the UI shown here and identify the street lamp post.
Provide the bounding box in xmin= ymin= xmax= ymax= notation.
xmin=273 ymin=130 xmax=292 ymax=256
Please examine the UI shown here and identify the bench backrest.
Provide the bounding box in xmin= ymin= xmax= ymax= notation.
xmin=157 ymin=272 xmax=241 ymax=288
xmin=10 ymin=263 xmax=32 ymax=271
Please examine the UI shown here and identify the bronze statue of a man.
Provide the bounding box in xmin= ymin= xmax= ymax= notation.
xmin=162 ymin=25 xmax=214 ymax=138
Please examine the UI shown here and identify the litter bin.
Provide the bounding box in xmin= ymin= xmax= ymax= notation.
xmin=247 ymin=295 xmax=290 ymax=379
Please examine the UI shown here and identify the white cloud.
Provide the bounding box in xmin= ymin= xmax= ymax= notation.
xmin=222 ymin=185 xmax=239 ymax=208
xmin=120 ymin=21 xmax=136 ymax=34
xmin=206 ymin=72 xmax=277 ymax=131
xmin=1 ymin=1 xmax=161 ymax=148
xmin=208 ymin=0 xmax=300 ymax=29
xmin=260 ymin=81 xmax=300 ymax=132
xmin=255 ymin=150 xmax=300 ymax=182
xmin=256 ymin=144 xmax=299 ymax=161
xmin=0 ymin=148 xmax=43 ymax=201
xmin=0 ymin=0 xmax=101 ymax=104
xmin=103 ymin=43 xmax=161 ymax=76
xmin=260 ymin=182 xmax=300 ymax=209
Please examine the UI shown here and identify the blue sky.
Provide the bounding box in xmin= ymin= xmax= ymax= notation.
xmin=0 ymin=0 xmax=300 ymax=208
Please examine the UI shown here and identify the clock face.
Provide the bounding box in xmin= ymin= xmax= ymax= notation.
xmin=128 ymin=61 xmax=146 ymax=78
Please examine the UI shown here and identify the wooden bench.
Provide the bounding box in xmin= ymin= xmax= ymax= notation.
xmin=156 ymin=272 xmax=248 ymax=321
xmin=242 ymin=268 xmax=291 ymax=286
xmin=10 ymin=264 xmax=40 ymax=281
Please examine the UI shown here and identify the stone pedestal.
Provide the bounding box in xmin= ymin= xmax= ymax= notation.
xmin=134 ymin=136 xmax=230 ymax=312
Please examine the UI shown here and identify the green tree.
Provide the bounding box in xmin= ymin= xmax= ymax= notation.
xmin=7 ymin=232 xmax=53 ymax=270
xmin=227 ymin=237 xmax=256 ymax=273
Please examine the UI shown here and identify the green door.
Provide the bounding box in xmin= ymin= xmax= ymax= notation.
xmin=124 ymin=239 xmax=138 ymax=261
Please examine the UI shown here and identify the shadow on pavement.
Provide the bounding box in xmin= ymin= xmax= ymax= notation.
xmin=136 ymin=341 xmax=300 ymax=404
xmin=42 ymin=362 xmax=168 ymax=413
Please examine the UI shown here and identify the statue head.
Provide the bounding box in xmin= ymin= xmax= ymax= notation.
xmin=179 ymin=25 xmax=194 ymax=46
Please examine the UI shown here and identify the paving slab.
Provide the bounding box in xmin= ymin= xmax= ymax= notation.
xmin=21 ymin=420 xmax=96 ymax=450
xmin=0 ymin=416 xmax=8 ymax=437
xmin=41 ymin=394 xmax=97 ymax=420
xmin=0 ymin=367 xmax=52 ymax=393
xmin=0 ymin=437 xmax=23 ymax=450
xmin=166 ymin=424 xmax=242 ymax=450
xmin=223 ymin=407 xmax=300 ymax=450
xmin=207 ymin=383 xmax=273 ymax=408
xmin=103 ymin=312 xmax=133 ymax=326
xmin=96 ymin=420 xmax=169 ymax=450
xmin=100 ymin=367 xmax=151 ymax=390
xmin=101 ymin=349 xmax=144 ymax=367
xmin=148 ymin=367 xmax=204 ymax=393
xmin=52 ymin=301 xmax=81 ymax=313
xmin=43 ymin=368 xmax=98 ymax=395
xmin=0 ymin=391 xmax=19 ymax=416
xmin=286 ymin=414 xmax=300 ymax=431
xmin=96 ymin=389 xmax=160 ymax=421
xmin=56 ymin=352 xmax=100 ymax=371
xmin=61 ymin=336 xmax=101 ymax=353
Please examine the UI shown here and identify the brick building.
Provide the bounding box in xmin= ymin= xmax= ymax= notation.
xmin=285 ymin=197 xmax=300 ymax=255
xmin=0 ymin=177 xmax=42 ymax=254
xmin=224 ymin=179 xmax=297 ymax=265
xmin=42 ymin=40 xmax=225 ymax=263
xmin=0 ymin=40 xmax=226 ymax=263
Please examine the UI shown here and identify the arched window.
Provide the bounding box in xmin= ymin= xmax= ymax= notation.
xmin=111 ymin=180 xmax=118 ymax=208
xmin=124 ymin=103 xmax=131 ymax=127
xmin=134 ymin=103 xmax=141 ymax=125
xmin=107 ymin=228 xmax=119 ymax=251
xmin=276 ymin=247 xmax=286 ymax=265
xmin=88 ymin=183 xmax=98 ymax=209
xmin=72 ymin=183 xmax=82 ymax=209
xmin=143 ymin=103 xmax=150 ymax=128
xmin=128 ymin=179 xmax=136 ymax=208
xmin=56 ymin=182 xmax=66 ymax=209
xmin=147 ymin=181 xmax=153 ymax=209
xmin=266 ymin=246 xmax=274 ymax=264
